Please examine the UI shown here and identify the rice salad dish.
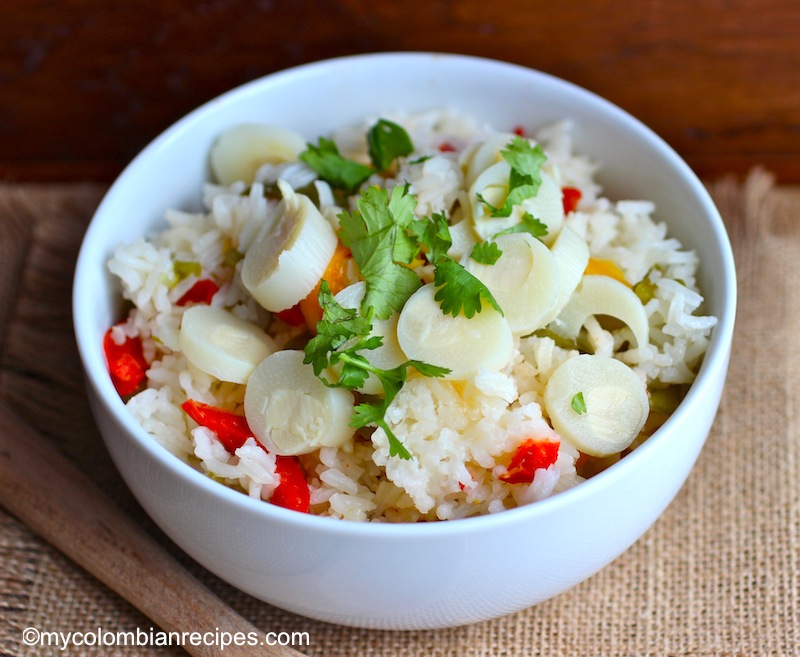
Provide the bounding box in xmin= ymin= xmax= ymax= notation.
xmin=104 ymin=109 xmax=717 ymax=522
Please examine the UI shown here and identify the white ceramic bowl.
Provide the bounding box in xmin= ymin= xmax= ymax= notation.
xmin=73 ymin=52 xmax=736 ymax=630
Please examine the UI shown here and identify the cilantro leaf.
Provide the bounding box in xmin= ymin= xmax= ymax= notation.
xmin=470 ymin=241 xmax=503 ymax=265
xmin=349 ymin=368 xmax=412 ymax=460
xmin=342 ymin=356 xmax=419 ymax=460
xmin=433 ymin=257 xmax=503 ymax=318
xmin=407 ymin=360 xmax=451 ymax=379
xmin=299 ymin=137 xmax=373 ymax=193
xmin=502 ymin=136 xmax=547 ymax=182
xmin=387 ymin=183 xmax=420 ymax=265
xmin=478 ymin=137 xmax=548 ymax=218
xmin=409 ymin=211 xmax=452 ymax=265
xmin=300 ymin=119 xmax=415 ymax=193
xmin=351 ymin=404 xmax=411 ymax=459
xmin=335 ymin=352 xmax=373 ymax=390
xmin=494 ymin=212 xmax=549 ymax=240
xmin=303 ymin=281 xmax=373 ymax=376
xmin=338 ymin=185 xmax=422 ymax=320
xmin=571 ymin=391 xmax=587 ymax=415
xmin=350 ymin=401 xmax=386 ymax=430
xmin=303 ymin=269 xmax=452 ymax=462
xmin=367 ymin=119 xmax=414 ymax=172
xmin=347 ymin=358 xmax=448 ymax=460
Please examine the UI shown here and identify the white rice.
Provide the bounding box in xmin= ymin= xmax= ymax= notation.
xmin=108 ymin=108 xmax=717 ymax=522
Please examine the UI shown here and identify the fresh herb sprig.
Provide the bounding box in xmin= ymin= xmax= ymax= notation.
xmin=476 ymin=136 xmax=548 ymax=218
xmin=474 ymin=136 xmax=551 ymax=241
xmin=338 ymin=185 xmax=503 ymax=322
xmin=338 ymin=184 xmax=421 ymax=320
xmin=303 ymin=281 xmax=379 ymax=389
xmin=300 ymin=119 xmax=414 ymax=193
xmin=432 ymin=259 xmax=502 ymax=318
xmin=405 ymin=210 xmax=503 ymax=319
xmin=409 ymin=210 xmax=452 ymax=265
xmin=298 ymin=137 xmax=374 ymax=193
xmin=368 ymin=119 xmax=414 ymax=172
xmin=469 ymin=241 xmax=503 ymax=265
xmin=347 ymin=356 xmax=449 ymax=460
xmin=494 ymin=212 xmax=549 ymax=239
xmin=303 ymin=282 xmax=449 ymax=459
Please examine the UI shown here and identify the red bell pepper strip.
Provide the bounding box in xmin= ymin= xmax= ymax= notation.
xmin=103 ymin=328 xmax=148 ymax=397
xmin=562 ymin=187 xmax=582 ymax=215
xmin=180 ymin=400 xmax=252 ymax=453
xmin=176 ymin=279 xmax=220 ymax=306
xmin=270 ymin=456 xmax=311 ymax=513
xmin=499 ymin=439 xmax=560 ymax=484
xmin=276 ymin=304 xmax=306 ymax=327
xmin=180 ymin=400 xmax=310 ymax=513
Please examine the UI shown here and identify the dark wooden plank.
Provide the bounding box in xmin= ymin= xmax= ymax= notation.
xmin=1 ymin=0 xmax=800 ymax=181
xmin=0 ymin=184 xmax=110 ymax=472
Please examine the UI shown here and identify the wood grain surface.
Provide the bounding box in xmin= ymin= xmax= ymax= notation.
xmin=1 ymin=0 xmax=800 ymax=183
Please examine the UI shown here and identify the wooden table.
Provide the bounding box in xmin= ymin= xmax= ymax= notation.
xmin=2 ymin=0 xmax=800 ymax=183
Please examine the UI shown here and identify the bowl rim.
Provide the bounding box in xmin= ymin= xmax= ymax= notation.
xmin=73 ymin=51 xmax=737 ymax=538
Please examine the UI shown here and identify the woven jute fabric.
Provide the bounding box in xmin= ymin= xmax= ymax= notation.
xmin=0 ymin=172 xmax=797 ymax=656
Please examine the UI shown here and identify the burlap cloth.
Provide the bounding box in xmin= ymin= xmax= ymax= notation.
xmin=0 ymin=170 xmax=797 ymax=656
